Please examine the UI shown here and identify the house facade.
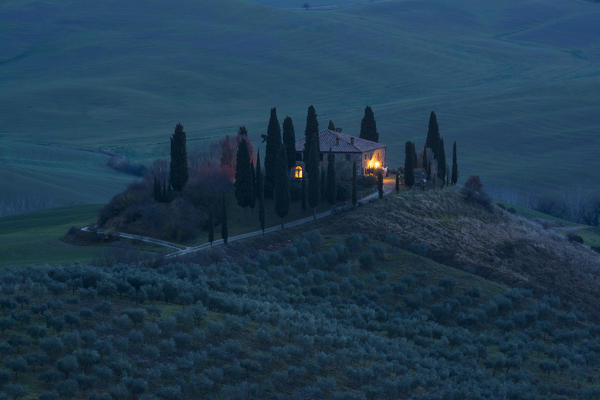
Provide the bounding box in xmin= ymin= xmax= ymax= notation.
xmin=293 ymin=129 xmax=386 ymax=179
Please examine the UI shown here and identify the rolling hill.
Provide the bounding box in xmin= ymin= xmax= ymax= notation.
xmin=1 ymin=0 xmax=599 ymax=215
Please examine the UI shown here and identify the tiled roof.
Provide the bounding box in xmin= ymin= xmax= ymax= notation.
xmin=295 ymin=130 xmax=385 ymax=153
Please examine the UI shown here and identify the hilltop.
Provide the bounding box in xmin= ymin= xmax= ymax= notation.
xmin=1 ymin=0 xmax=600 ymax=215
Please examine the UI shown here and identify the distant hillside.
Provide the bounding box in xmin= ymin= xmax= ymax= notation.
xmin=1 ymin=0 xmax=599 ymax=214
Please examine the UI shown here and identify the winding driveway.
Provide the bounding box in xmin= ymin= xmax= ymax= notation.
xmin=83 ymin=180 xmax=395 ymax=259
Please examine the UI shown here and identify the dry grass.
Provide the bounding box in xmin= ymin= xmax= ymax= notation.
xmin=326 ymin=189 xmax=600 ymax=319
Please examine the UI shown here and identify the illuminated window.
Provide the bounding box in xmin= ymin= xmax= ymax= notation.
xmin=294 ymin=165 xmax=303 ymax=179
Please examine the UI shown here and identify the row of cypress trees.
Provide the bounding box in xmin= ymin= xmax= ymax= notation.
xmin=404 ymin=112 xmax=459 ymax=189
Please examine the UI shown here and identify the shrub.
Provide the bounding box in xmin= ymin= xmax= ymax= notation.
xmin=37 ymin=391 xmax=59 ymax=400
xmin=461 ymin=176 xmax=492 ymax=210
xmin=359 ymin=251 xmax=375 ymax=271
xmin=567 ymin=233 xmax=584 ymax=244
xmin=438 ymin=278 xmax=456 ymax=294
xmin=3 ymin=384 xmax=26 ymax=399
xmin=56 ymin=355 xmax=78 ymax=378
xmin=6 ymin=356 xmax=28 ymax=378
xmin=55 ymin=378 xmax=78 ymax=398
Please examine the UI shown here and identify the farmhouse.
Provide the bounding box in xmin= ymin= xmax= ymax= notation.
xmin=293 ymin=129 xmax=386 ymax=179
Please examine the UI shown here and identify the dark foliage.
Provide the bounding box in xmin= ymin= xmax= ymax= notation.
xmin=169 ymin=123 xmax=188 ymax=192
xmin=282 ymin=117 xmax=297 ymax=171
xmin=256 ymin=151 xmax=266 ymax=234
xmin=451 ymin=141 xmax=458 ymax=185
xmin=359 ymin=106 xmax=379 ymax=143
xmin=326 ymin=150 xmax=337 ymax=205
xmin=264 ymin=108 xmax=281 ymax=198
xmin=352 ymin=162 xmax=357 ymax=207
xmin=234 ymin=128 xmax=254 ymax=208
xmin=404 ymin=142 xmax=415 ymax=188
xmin=461 ymin=176 xmax=492 ymax=210
xmin=274 ymin=146 xmax=290 ymax=226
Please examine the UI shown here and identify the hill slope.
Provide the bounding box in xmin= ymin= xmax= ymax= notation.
xmin=1 ymin=0 xmax=600 ymax=214
xmin=327 ymin=189 xmax=600 ymax=319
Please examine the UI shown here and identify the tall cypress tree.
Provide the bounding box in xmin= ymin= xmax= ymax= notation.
xmin=404 ymin=141 xmax=415 ymax=188
xmin=256 ymin=151 xmax=266 ymax=234
xmin=282 ymin=116 xmax=297 ymax=171
xmin=359 ymin=106 xmax=379 ymax=142
xmin=304 ymin=105 xmax=320 ymax=170
xmin=221 ymin=195 xmax=228 ymax=245
xmin=451 ymin=141 xmax=458 ymax=185
xmin=377 ymin=173 xmax=384 ymax=199
xmin=306 ymin=107 xmax=321 ymax=218
xmin=249 ymin=162 xmax=256 ymax=209
xmin=320 ymin=167 xmax=326 ymax=201
xmin=264 ymin=108 xmax=281 ymax=198
xmin=425 ymin=111 xmax=440 ymax=157
xmin=169 ymin=123 xmax=188 ymax=191
xmin=328 ymin=120 xmax=336 ymax=131
xmin=326 ymin=149 xmax=336 ymax=205
xmin=234 ymin=132 xmax=253 ymax=208
xmin=437 ymin=138 xmax=447 ymax=185
xmin=274 ymin=146 xmax=290 ymax=228
xmin=301 ymin=177 xmax=307 ymax=211
xmin=352 ymin=161 xmax=357 ymax=207
xmin=208 ymin=210 xmax=214 ymax=246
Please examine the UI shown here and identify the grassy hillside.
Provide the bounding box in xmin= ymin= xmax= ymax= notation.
xmin=1 ymin=229 xmax=600 ymax=399
xmin=329 ymin=188 xmax=600 ymax=319
xmin=1 ymin=0 xmax=599 ymax=214
xmin=0 ymin=205 xmax=114 ymax=267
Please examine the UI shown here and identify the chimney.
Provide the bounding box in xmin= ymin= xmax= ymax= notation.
xmin=335 ymin=127 xmax=342 ymax=133
xmin=336 ymin=136 xmax=340 ymax=146
xmin=350 ymin=137 xmax=355 ymax=145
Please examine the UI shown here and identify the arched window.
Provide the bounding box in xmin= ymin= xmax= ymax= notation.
xmin=294 ymin=165 xmax=303 ymax=179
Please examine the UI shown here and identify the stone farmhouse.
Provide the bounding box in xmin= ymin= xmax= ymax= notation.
xmin=293 ymin=129 xmax=386 ymax=179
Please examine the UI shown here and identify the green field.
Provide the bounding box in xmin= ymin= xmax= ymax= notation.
xmin=0 ymin=205 xmax=103 ymax=267
xmin=1 ymin=0 xmax=599 ymax=215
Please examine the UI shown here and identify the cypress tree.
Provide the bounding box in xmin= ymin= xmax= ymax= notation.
xmin=282 ymin=116 xmax=297 ymax=171
xmin=326 ymin=149 xmax=336 ymax=205
xmin=169 ymin=123 xmax=188 ymax=191
xmin=437 ymin=138 xmax=447 ymax=185
xmin=264 ymin=108 xmax=281 ymax=198
xmin=234 ymin=131 xmax=253 ymax=208
xmin=395 ymin=171 xmax=400 ymax=193
xmin=425 ymin=111 xmax=440 ymax=158
xmin=328 ymin=120 xmax=336 ymax=131
xmin=352 ymin=161 xmax=357 ymax=207
xmin=411 ymin=142 xmax=418 ymax=168
xmin=304 ymin=105 xmax=320 ymax=170
xmin=377 ymin=172 xmax=384 ymax=199
xmin=404 ymin=141 xmax=415 ymax=188
xmin=301 ymin=177 xmax=307 ymax=211
xmin=306 ymin=107 xmax=321 ymax=218
xmin=451 ymin=141 xmax=458 ymax=185
xmin=256 ymin=151 xmax=265 ymax=234
xmin=221 ymin=195 xmax=228 ymax=245
xmin=359 ymin=106 xmax=379 ymax=142
xmin=208 ymin=210 xmax=214 ymax=246
xmin=274 ymin=146 xmax=290 ymax=228
xmin=249 ymin=162 xmax=256 ymax=209
xmin=320 ymin=167 xmax=326 ymax=201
